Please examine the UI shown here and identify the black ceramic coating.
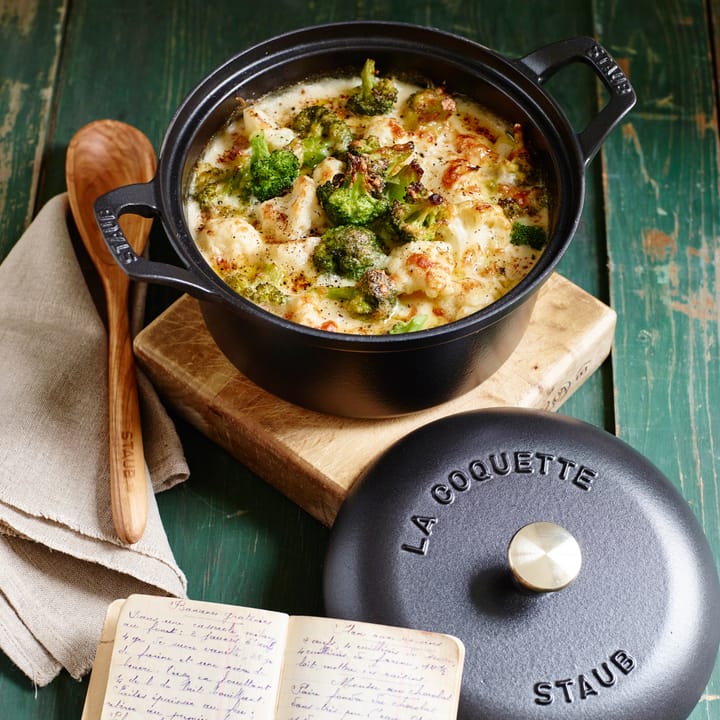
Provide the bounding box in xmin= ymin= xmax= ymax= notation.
xmin=323 ymin=409 xmax=720 ymax=719
xmin=94 ymin=23 xmax=636 ymax=417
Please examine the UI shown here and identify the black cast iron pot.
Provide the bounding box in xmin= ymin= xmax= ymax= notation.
xmin=94 ymin=22 xmax=636 ymax=418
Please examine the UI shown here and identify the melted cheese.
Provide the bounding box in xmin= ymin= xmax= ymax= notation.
xmin=185 ymin=70 xmax=549 ymax=335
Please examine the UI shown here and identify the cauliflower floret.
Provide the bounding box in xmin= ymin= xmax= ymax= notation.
xmin=263 ymin=236 xmax=321 ymax=282
xmin=195 ymin=216 xmax=263 ymax=267
xmin=439 ymin=200 xmax=540 ymax=317
xmin=440 ymin=157 xmax=499 ymax=203
xmin=243 ymin=106 xmax=295 ymax=149
xmin=283 ymin=294 xmax=327 ymax=329
xmin=455 ymin=278 xmax=511 ymax=318
xmin=312 ymin=156 xmax=345 ymax=185
xmin=386 ymin=240 xmax=457 ymax=299
xmin=283 ymin=288 xmax=352 ymax=331
xmin=440 ymin=201 xmax=512 ymax=269
xmin=454 ymin=133 xmax=499 ymax=167
xmin=454 ymin=243 xmax=536 ymax=317
xmin=361 ymin=115 xmax=411 ymax=147
xmin=255 ymin=174 xmax=326 ymax=242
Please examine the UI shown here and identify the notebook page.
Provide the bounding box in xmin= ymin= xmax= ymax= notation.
xmin=99 ymin=595 xmax=288 ymax=720
xmin=275 ymin=616 xmax=464 ymax=720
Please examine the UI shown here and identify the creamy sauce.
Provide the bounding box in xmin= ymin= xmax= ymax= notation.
xmin=185 ymin=67 xmax=549 ymax=335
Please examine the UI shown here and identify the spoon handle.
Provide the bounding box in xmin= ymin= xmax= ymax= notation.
xmin=106 ymin=282 xmax=148 ymax=544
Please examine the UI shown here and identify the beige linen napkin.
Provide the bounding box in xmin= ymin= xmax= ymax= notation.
xmin=0 ymin=194 xmax=189 ymax=686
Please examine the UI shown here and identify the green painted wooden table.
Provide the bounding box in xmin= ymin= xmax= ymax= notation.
xmin=1 ymin=0 xmax=719 ymax=717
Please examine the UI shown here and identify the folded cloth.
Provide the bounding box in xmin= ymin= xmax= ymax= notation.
xmin=0 ymin=194 xmax=189 ymax=686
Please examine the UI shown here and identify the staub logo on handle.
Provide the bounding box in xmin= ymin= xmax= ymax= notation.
xmin=97 ymin=208 xmax=139 ymax=265
xmin=588 ymin=44 xmax=633 ymax=96
xmin=121 ymin=430 xmax=136 ymax=480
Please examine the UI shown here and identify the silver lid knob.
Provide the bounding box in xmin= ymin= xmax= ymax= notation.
xmin=508 ymin=521 xmax=582 ymax=592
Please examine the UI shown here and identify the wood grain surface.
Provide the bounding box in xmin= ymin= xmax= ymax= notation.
xmin=0 ymin=1 xmax=66 ymax=260
xmin=134 ymin=275 xmax=616 ymax=526
xmin=599 ymin=4 xmax=720 ymax=710
xmin=1 ymin=1 xmax=719 ymax=718
xmin=66 ymin=120 xmax=158 ymax=544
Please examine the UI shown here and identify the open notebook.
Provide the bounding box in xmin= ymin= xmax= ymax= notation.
xmin=81 ymin=594 xmax=465 ymax=719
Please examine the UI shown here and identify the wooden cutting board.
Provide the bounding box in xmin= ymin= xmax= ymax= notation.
xmin=134 ymin=273 xmax=615 ymax=526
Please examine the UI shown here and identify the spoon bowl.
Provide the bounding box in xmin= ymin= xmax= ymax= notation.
xmin=65 ymin=119 xmax=156 ymax=544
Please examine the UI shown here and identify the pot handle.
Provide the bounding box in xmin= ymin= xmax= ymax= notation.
xmin=518 ymin=36 xmax=636 ymax=167
xmin=94 ymin=181 xmax=220 ymax=301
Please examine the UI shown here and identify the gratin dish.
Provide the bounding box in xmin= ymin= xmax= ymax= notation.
xmin=94 ymin=22 xmax=636 ymax=417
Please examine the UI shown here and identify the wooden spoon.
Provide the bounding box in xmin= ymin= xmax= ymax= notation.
xmin=65 ymin=119 xmax=157 ymax=544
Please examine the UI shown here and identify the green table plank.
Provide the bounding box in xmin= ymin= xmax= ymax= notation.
xmin=597 ymin=1 xmax=720 ymax=716
xmin=0 ymin=1 xmax=67 ymax=260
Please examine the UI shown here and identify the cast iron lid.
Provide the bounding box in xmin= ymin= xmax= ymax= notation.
xmin=323 ymin=408 xmax=720 ymax=720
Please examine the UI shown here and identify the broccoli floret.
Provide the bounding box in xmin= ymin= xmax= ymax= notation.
xmin=312 ymin=225 xmax=386 ymax=280
xmin=404 ymin=86 xmax=456 ymax=129
xmin=510 ymin=221 xmax=548 ymax=250
xmin=346 ymin=58 xmax=398 ymax=116
xmin=251 ymin=282 xmax=287 ymax=305
xmin=369 ymin=168 xmax=432 ymax=247
xmin=316 ymin=156 xmax=389 ymax=226
xmin=385 ymin=192 xmax=447 ymax=244
xmin=348 ymin=137 xmax=415 ymax=182
xmin=498 ymin=186 xmax=549 ymax=220
xmin=247 ymin=131 xmax=300 ymax=202
xmin=384 ymin=159 xmax=425 ymax=203
xmin=346 ymin=268 xmax=397 ymax=319
xmin=389 ymin=314 xmax=428 ymax=334
xmin=291 ymin=105 xmax=353 ymax=168
xmin=192 ymin=163 xmax=250 ymax=211
xmin=497 ymin=196 xmax=523 ymax=220
xmin=224 ymin=264 xmax=287 ymax=305
xmin=502 ymin=123 xmax=544 ymax=184
xmin=346 ymin=135 xmax=381 ymax=156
